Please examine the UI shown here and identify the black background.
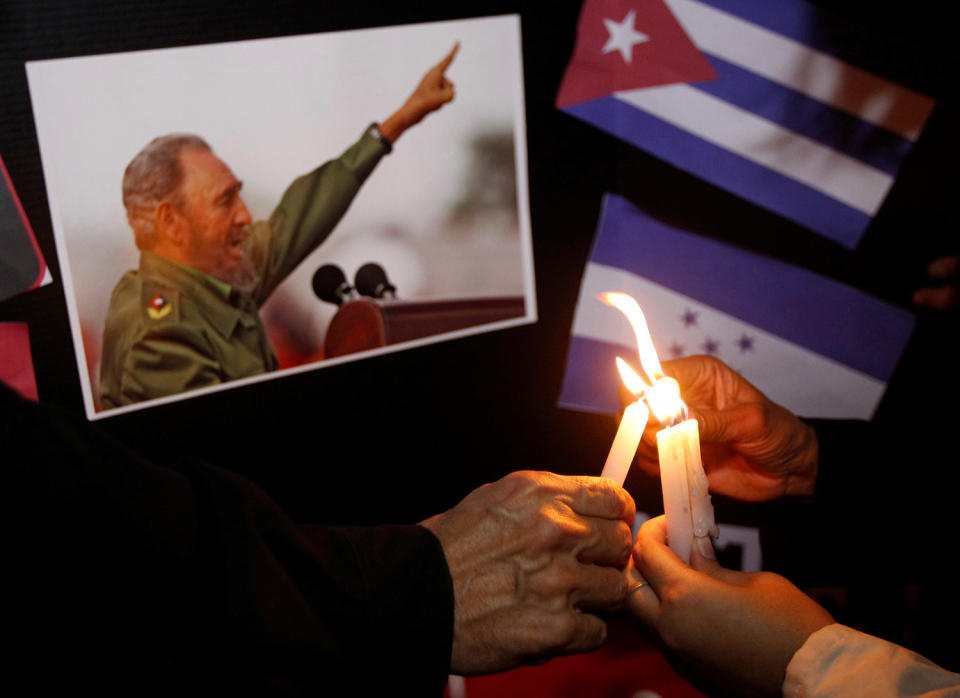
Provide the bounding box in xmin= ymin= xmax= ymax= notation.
xmin=2 ymin=0 xmax=958 ymax=667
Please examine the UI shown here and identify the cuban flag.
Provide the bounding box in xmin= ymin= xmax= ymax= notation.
xmin=559 ymin=194 xmax=915 ymax=419
xmin=556 ymin=0 xmax=936 ymax=249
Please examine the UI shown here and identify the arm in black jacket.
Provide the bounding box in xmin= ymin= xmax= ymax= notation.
xmin=1 ymin=384 xmax=453 ymax=696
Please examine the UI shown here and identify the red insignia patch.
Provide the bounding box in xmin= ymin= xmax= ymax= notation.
xmin=147 ymin=294 xmax=172 ymax=320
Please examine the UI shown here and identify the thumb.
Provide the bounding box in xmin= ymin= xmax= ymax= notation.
xmin=927 ymin=254 xmax=959 ymax=279
xmin=689 ymin=535 xmax=724 ymax=576
xmin=694 ymin=403 xmax=761 ymax=445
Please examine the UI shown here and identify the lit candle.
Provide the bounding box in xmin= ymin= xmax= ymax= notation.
xmin=600 ymin=359 xmax=650 ymax=487
xmin=657 ymin=420 xmax=697 ymax=562
xmin=646 ymin=376 xmax=716 ymax=562
xmin=657 ymin=417 xmax=716 ymax=563
xmin=600 ymin=292 xmax=718 ymax=562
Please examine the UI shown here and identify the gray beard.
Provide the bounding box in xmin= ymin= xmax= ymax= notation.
xmin=218 ymin=255 xmax=260 ymax=295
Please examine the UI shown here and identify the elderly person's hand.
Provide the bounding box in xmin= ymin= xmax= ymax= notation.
xmin=380 ymin=43 xmax=458 ymax=143
xmin=625 ymin=516 xmax=833 ymax=697
xmin=634 ymin=355 xmax=819 ymax=502
xmin=421 ymin=470 xmax=635 ymax=675
xmin=913 ymin=253 xmax=959 ymax=311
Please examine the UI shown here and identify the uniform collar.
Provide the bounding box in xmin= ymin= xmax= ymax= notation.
xmin=139 ymin=252 xmax=254 ymax=338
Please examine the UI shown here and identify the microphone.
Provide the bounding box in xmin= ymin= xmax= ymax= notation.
xmin=354 ymin=262 xmax=397 ymax=300
xmin=312 ymin=264 xmax=354 ymax=306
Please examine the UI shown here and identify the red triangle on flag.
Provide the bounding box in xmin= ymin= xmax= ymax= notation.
xmin=556 ymin=0 xmax=717 ymax=108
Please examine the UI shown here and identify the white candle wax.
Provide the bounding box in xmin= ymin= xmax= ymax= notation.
xmin=656 ymin=418 xmax=716 ymax=563
xmin=600 ymin=400 xmax=650 ymax=487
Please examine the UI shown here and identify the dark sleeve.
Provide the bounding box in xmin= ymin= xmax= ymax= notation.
xmin=761 ymin=418 xmax=930 ymax=585
xmin=805 ymin=418 xmax=878 ymax=521
xmin=1 ymin=384 xmax=453 ymax=696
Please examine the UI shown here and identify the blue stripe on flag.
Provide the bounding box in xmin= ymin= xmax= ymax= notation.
xmin=590 ymin=194 xmax=915 ymax=382
xmin=693 ymin=0 xmax=898 ymax=76
xmin=559 ymin=335 xmax=627 ymax=414
xmin=696 ymin=54 xmax=913 ymax=175
xmin=563 ymin=97 xmax=872 ymax=248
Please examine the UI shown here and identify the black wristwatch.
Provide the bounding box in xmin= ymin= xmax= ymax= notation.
xmin=365 ymin=122 xmax=393 ymax=154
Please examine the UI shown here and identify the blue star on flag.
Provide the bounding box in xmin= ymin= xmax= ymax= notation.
xmin=681 ymin=308 xmax=698 ymax=327
xmin=735 ymin=334 xmax=756 ymax=353
xmin=701 ymin=337 xmax=720 ymax=355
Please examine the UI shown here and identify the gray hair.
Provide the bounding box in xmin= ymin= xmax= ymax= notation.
xmin=122 ymin=134 xmax=211 ymax=250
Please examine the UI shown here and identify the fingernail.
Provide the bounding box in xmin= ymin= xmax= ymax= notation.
xmin=696 ymin=536 xmax=716 ymax=560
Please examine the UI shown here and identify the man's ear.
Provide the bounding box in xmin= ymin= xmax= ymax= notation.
xmin=155 ymin=200 xmax=185 ymax=246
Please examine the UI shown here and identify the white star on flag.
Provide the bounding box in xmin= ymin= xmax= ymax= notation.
xmin=602 ymin=10 xmax=649 ymax=64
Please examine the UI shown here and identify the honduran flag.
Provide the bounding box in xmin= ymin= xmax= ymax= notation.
xmin=556 ymin=0 xmax=936 ymax=249
xmin=559 ymin=194 xmax=915 ymax=419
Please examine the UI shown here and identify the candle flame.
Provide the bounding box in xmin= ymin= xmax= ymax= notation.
xmin=646 ymin=377 xmax=687 ymax=425
xmin=599 ymin=292 xmax=664 ymax=385
xmin=615 ymin=357 xmax=648 ymax=396
xmin=603 ymin=292 xmax=687 ymax=425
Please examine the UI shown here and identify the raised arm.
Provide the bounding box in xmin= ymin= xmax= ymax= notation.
xmin=379 ymin=43 xmax=459 ymax=144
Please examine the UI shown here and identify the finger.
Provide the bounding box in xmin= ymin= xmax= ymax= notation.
xmin=695 ymin=402 xmax=764 ymax=445
xmin=660 ymin=356 xmax=700 ymax=387
xmin=688 ymin=535 xmax=723 ymax=576
xmin=913 ymin=284 xmax=959 ymax=310
xmin=569 ymin=562 xmax=630 ymax=609
xmin=508 ymin=606 xmax=607 ymax=661
xmin=573 ymin=517 xmax=633 ymax=566
xmin=660 ymin=355 xmax=718 ymax=400
xmin=927 ymin=254 xmax=960 ymax=279
xmin=562 ymin=475 xmax=636 ymax=524
xmin=563 ymin=611 xmax=608 ymax=655
xmin=623 ymin=558 xmax=659 ymax=625
xmin=632 ymin=516 xmax=690 ymax=593
xmin=436 ymin=41 xmax=460 ymax=74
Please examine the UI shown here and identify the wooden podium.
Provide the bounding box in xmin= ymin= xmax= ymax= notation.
xmin=324 ymin=295 xmax=526 ymax=359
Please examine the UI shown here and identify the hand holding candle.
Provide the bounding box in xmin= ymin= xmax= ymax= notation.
xmin=421 ymin=470 xmax=635 ymax=674
xmin=646 ymin=355 xmax=820 ymax=503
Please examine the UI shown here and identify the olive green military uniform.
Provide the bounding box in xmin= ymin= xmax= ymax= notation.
xmin=99 ymin=131 xmax=388 ymax=409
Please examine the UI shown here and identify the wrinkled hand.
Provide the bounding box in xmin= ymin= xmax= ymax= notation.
xmin=625 ymin=517 xmax=833 ymax=697
xmin=420 ymin=470 xmax=635 ymax=675
xmin=913 ymin=254 xmax=959 ymax=311
xmin=379 ymin=43 xmax=458 ymax=142
xmin=635 ymin=355 xmax=819 ymax=501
